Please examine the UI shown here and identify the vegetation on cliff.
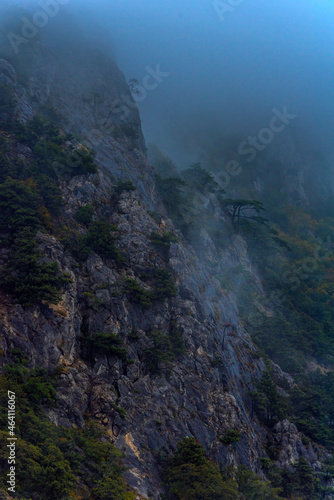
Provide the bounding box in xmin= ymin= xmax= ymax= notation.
xmin=0 ymin=350 xmax=135 ymax=500
xmin=0 ymin=23 xmax=333 ymax=497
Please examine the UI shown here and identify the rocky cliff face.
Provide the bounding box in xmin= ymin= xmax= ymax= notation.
xmin=0 ymin=39 xmax=327 ymax=498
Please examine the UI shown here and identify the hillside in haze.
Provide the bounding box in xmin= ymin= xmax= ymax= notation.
xmin=0 ymin=3 xmax=334 ymax=500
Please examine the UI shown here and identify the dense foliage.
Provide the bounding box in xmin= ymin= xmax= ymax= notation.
xmin=0 ymin=351 xmax=134 ymax=499
xmin=150 ymin=231 xmax=179 ymax=260
xmin=77 ymin=220 xmax=124 ymax=264
xmin=123 ymin=267 xmax=178 ymax=310
xmin=80 ymin=331 xmax=128 ymax=361
xmin=162 ymin=437 xmax=332 ymax=499
xmin=163 ymin=438 xmax=239 ymax=499
xmin=0 ymin=116 xmax=129 ymax=305
xmin=0 ymin=117 xmax=80 ymax=305
xmin=163 ymin=438 xmax=286 ymax=500
xmin=145 ymin=323 xmax=186 ymax=374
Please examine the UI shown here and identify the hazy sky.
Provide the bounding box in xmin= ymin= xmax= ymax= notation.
xmin=3 ymin=0 xmax=334 ymax=165
xmin=76 ymin=0 xmax=334 ymax=164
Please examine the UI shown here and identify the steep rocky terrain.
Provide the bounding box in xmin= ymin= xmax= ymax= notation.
xmin=0 ymin=33 xmax=333 ymax=499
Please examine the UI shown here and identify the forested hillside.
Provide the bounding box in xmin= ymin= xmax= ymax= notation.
xmin=0 ymin=5 xmax=334 ymax=500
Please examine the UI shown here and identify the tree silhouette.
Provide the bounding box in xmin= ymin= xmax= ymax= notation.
xmin=219 ymin=197 xmax=267 ymax=230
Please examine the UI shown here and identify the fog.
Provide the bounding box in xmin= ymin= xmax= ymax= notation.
xmin=1 ymin=0 xmax=334 ymax=168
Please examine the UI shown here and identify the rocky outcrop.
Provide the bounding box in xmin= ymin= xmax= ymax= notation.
xmin=272 ymin=420 xmax=320 ymax=470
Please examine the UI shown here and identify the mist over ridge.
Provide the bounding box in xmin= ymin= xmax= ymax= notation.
xmin=1 ymin=2 xmax=334 ymax=498
xmin=72 ymin=0 xmax=334 ymax=168
xmin=1 ymin=0 xmax=334 ymax=170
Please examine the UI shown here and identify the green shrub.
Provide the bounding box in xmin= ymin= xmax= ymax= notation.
xmin=115 ymin=406 xmax=126 ymax=420
xmin=234 ymin=465 xmax=282 ymax=499
xmin=219 ymin=198 xmax=267 ymax=231
xmin=128 ymin=331 xmax=140 ymax=341
xmin=7 ymin=116 xmax=97 ymax=178
xmin=4 ymin=258 xmax=71 ymax=307
xmin=219 ymin=429 xmax=241 ymax=445
xmin=258 ymin=456 xmax=323 ymax=499
xmin=123 ymin=278 xmax=152 ymax=309
xmin=163 ymin=438 xmax=239 ymax=500
xmin=82 ymin=291 xmax=106 ymax=311
xmin=145 ymin=331 xmax=175 ymax=374
xmin=150 ymin=231 xmax=178 ymax=247
xmin=35 ymin=174 xmax=63 ymax=215
xmin=92 ymin=473 xmax=136 ymax=500
xmin=0 ymin=362 xmax=133 ymax=499
xmin=152 ymin=268 xmax=177 ymax=300
xmin=78 ymin=221 xmax=124 ymax=264
xmin=75 ymin=204 xmax=95 ymax=225
xmin=2 ymin=363 xmax=58 ymax=408
xmin=112 ymin=128 xmax=122 ymax=139
xmin=80 ymin=332 xmax=127 ymax=360
xmin=251 ymin=370 xmax=289 ymax=426
xmin=0 ymin=116 xmax=101 ymax=306
xmin=0 ymin=177 xmax=42 ymax=235
xmin=68 ymin=149 xmax=97 ymax=175
xmin=164 ymin=438 xmax=284 ymax=500
xmin=113 ymin=180 xmax=136 ymax=195
xmin=150 ymin=231 xmax=178 ymax=260
xmin=10 ymin=118 xmax=58 ymax=149
xmin=0 ymin=160 xmax=67 ymax=308
xmin=111 ymin=125 xmax=138 ymax=142
xmin=148 ymin=143 xmax=178 ymax=178
xmin=155 ymin=175 xmax=188 ymax=226
xmin=145 ymin=324 xmax=185 ymax=374
xmin=2 ymin=228 xmax=72 ymax=307
xmin=148 ymin=210 xmax=162 ymax=224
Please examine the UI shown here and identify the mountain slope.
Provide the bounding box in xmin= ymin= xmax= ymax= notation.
xmin=0 ymin=30 xmax=333 ymax=500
